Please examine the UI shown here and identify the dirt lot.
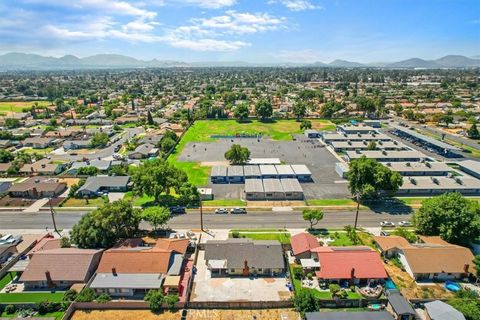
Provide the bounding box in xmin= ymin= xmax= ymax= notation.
xmin=384 ymin=261 xmax=454 ymax=299
xmin=70 ymin=310 xmax=180 ymax=320
xmin=187 ymin=308 xmax=300 ymax=320
xmin=0 ymin=196 xmax=35 ymax=207
xmin=59 ymin=178 xmax=81 ymax=187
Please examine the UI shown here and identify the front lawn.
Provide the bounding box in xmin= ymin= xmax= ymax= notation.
xmin=229 ymin=229 xmax=291 ymax=244
xmin=0 ymin=292 xmax=64 ymax=303
xmin=0 ymin=272 xmax=17 ymax=290
xmin=61 ymin=197 xmax=107 ymax=207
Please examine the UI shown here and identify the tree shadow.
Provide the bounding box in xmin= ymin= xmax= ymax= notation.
xmin=363 ymin=198 xmax=413 ymax=215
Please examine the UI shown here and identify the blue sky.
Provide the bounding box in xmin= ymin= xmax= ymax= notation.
xmin=0 ymin=0 xmax=479 ymax=63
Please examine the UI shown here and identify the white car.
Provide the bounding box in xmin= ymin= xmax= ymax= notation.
xmin=398 ymin=221 xmax=412 ymax=227
xmin=215 ymin=208 xmax=228 ymax=214
xmin=380 ymin=221 xmax=395 ymax=227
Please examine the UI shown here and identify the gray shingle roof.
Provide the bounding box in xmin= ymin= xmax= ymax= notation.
xmin=204 ymin=238 xmax=284 ymax=269
xmin=77 ymin=176 xmax=130 ymax=193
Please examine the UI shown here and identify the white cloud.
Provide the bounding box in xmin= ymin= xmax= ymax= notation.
xmin=162 ymin=36 xmax=248 ymax=51
xmin=270 ymin=0 xmax=321 ymax=11
xmin=177 ymin=0 xmax=236 ymax=9
xmin=274 ymin=49 xmax=324 ymax=62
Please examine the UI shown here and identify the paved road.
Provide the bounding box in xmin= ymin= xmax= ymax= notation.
xmin=0 ymin=209 xmax=412 ymax=230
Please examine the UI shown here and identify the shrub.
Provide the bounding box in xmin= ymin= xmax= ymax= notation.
xmin=293 ymin=290 xmax=319 ymax=315
xmin=328 ymin=283 xmax=341 ymax=295
xmin=5 ymin=304 xmax=17 ymax=314
xmin=96 ymin=293 xmax=112 ymax=304
xmin=37 ymin=301 xmax=49 ymax=315
xmin=306 ymin=272 xmax=313 ymax=280
xmin=231 ymin=231 xmax=240 ymax=238
xmin=144 ymin=289 xmax=165 ymax=312
xmin=76 ymin=288 xmax=97 ymax=302
xmin=293 ymin=266 xmax=303 ymax=280
xmin=165 ymin=294 xmax=179 ymax=310
xmin=63 ymin=289 xmax=78 ymax=302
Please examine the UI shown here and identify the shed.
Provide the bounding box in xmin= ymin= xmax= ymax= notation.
xmin=244 ymin=179 xmax=265 ymax=200
xmin=259 ymin=165 xmax=278 ymax=179
xmin=386 ymin=289 xmax=416 ymax=320
xmin=211 ymin=166 xmax=228 ymax=184
xmin=280 ymin=178 xmax=304 ymax=200
xmin=263 ymin=179 xmax=284 ymax=200
xmin=227 ymin=166 xmax=244 ymax=183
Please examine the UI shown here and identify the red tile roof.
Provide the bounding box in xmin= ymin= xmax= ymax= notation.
xmin=313 ymin=246 xmax=387 ymax=280
xmin=291 ymin=233 xmax=320 ymax=256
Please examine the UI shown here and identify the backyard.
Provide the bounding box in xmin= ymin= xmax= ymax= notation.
xmin=0 ymin=292 xmax=64 ymax=303
xmin=167 ymin=119 xmax=335 ymax=186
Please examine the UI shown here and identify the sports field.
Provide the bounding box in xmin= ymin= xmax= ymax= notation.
xmin=0 ymin=101 xmax=50 ymax=113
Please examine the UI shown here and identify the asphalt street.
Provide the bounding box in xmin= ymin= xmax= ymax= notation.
xmin=0 ymin=209 xmax=412 ymax=230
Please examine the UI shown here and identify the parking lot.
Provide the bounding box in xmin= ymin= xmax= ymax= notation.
xmin=178 ymin=135 xmax=349 ymax=200
xmin=191 ymin=251 xmax=292 ymax=302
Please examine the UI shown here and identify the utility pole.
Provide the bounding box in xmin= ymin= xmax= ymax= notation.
xmin=200 ymin=199 xmax=204 ymax=232
xmin=48 ymin=198 xmax=61 ymax=237
xmin=353 ymin=194 xmax=360 ymax=230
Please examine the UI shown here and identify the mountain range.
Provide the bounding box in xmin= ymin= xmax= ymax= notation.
xmin=0 ymin=52 xmax=479 ymax=70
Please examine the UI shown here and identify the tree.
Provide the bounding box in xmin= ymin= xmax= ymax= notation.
xmin=96 ymin=293 xmax=112 ymax=303
xmin=165 ymin=294 xmax=179 ymax=310
xmin=60 ymin=237 xmax=71 ymax=248
xmin=89 ymin=132 xmax=109 ymax=148
xmin=234 ymin=102 xmax=249 ymax=122
xmin=300 ymin=119 xmax=312 ymax=130
xmin=255 ymin=99 xmax=273 ymax=121
xmin=63 ymin=289 xmax=78 ymax=302
xmin=130 ymin=159 xmax=188 ymax=204
xmin=320 ymin=101 xmax=343 ymax=118
xmin=293 ymin=289 xmax=319 ymax=315
xmin=347 ymin=156 xmax=403 ymax=228
xmin=144 ymin=289 xmax=165 ymax=312
xmin=75 ymin=288 xmax=97 ymax=302
xmin=413 ymin=192 xmax=480 ymax=246
xmin=160 ymin=137 xmax=176 ymax=154
xmin=224 ymin=144 xmax=250 ymax=165
xmin=70 ymin=200 xmax=141 ymax=248
xmin=302 ymin=209 xmax=324 ymax=230
xmin=142 ymin=206 xmax=171 ymax=231
xmin=448 ymin=298 xmax=480 ymax=320
xmin=468 ymin=122 xmax=480 ymax=139
xmin=77 ymin=166 xmax=99 ymax=176
xmin=292 ymin=100 xmax=307 ymax=121
xmin=474 ymin=255 xmax=480 ymax=280
xmin=0 ymin=150 xmax=14 ymax=163
xmin=5 ymin=118 xmax=20 ymax=129
xmin=147 ymin=110 xmax=154 ymax=126
xmin=367 ymin=141 xmax=377 ymax=150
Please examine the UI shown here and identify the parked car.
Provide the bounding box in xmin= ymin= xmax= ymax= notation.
xmin=169 ymin=206 xmax=186 ymax=214
xmin=380 ymin=221 xmax=395 ymax=227
xmin=114 ymin=145 xmax=121 ymax=152
xmin=380 ymin=231 xmax=390 ymax=236
xmin=230 ymin=207 xmax=247 ymax=214
xmin=398 ymin=221 xmax=412 ymax=227
xmin=215 ymin=208 xmax=228 ymax=214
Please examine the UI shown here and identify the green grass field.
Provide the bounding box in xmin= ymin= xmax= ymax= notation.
xmin=61 ymin=197 xmax=107 ymax=207
xmin=0 ymin=272 xmax=17 ymax=290
xmin=168 ymin=119 xmax=335 ymax=186
xmin=0 ymin=101 xmax=50 ymax=113
xmin=0 ymin=292 xmax=64 ymax=303
xmin=229 ymin=229 xmax=291 ymax=244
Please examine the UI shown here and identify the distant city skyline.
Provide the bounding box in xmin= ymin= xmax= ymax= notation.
xmin=1 ymin=0 xmax=479 ymax=63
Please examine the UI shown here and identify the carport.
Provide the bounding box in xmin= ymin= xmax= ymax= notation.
xmin=275 ymin=165 xmax=296 ymax=179
xmin=259 ymin=165 xmax=278 ymax=179
xmin=291 ymin=164 xmax=312 ymax=182
xmin=243 ymin=165 xmax=261 ymax=179
xmin=263 ymin=179 xmax=284 ymax=200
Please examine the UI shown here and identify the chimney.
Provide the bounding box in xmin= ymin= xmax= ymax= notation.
xmin=112 ymin=267 xmax=117 ymax=276
xmin=45 ymin=271 xmax=54 ymax=287
xmin=464 ymin=264 xmax=470 ymax=273
xmin=350 ymin=268 xmax=355 ymax=279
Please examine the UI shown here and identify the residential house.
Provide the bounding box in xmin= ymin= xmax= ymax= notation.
xmin=374 ymin=236 xmax=412 ymax=258
xmin=139 ymin=134 xmax=164 ymax=146
xmin=0 ymin=140 xmax=12 ymax=148
xmin=0 ymin=180 xmax=12 ymax=192
xmin=424 ymin=300 xmax=465 ymax=320
xmin=204 ymin=238 xmax=285 ymax=277
xmin=386 ymin=289 xmax=416 ymax=320
xmin=19 ymin=159 xmax=66 ymax=175
xmin=127 ymin=143 xmax=159 ymax=159
xmin=22 ymin=137 xmax=56 ymax=149
xmin=89 ymin=238 xmax=188 ymax=297
xmin=76 ymin=175 xmax=130 ymax=198
xmin=8 ymin=177 xmax=67 ymax=198
xmin=290 ymin=232 xmax=321 ymax=261
xmin=312 ymin=246 xmax=388 ymax=285
xmin=66 ymin=160 xmax=114 ymax=175
xmin=63 ymin=140 xmax=91 ymax=150
xmin=19 ymin=247 xmax=103 ymax=289
xmin=0 ymin=244 xmax=17 ymax=265
xmin=0 ymin=163 xmax=13 ymax=175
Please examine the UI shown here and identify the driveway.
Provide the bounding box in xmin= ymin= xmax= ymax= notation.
xmin=108 ymin=192 xmax=125 ymax=203
xmin=23 ymin=198 xmax=50 ymax=213
xmin=192 ymin=251 xmax=291 ymax=302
